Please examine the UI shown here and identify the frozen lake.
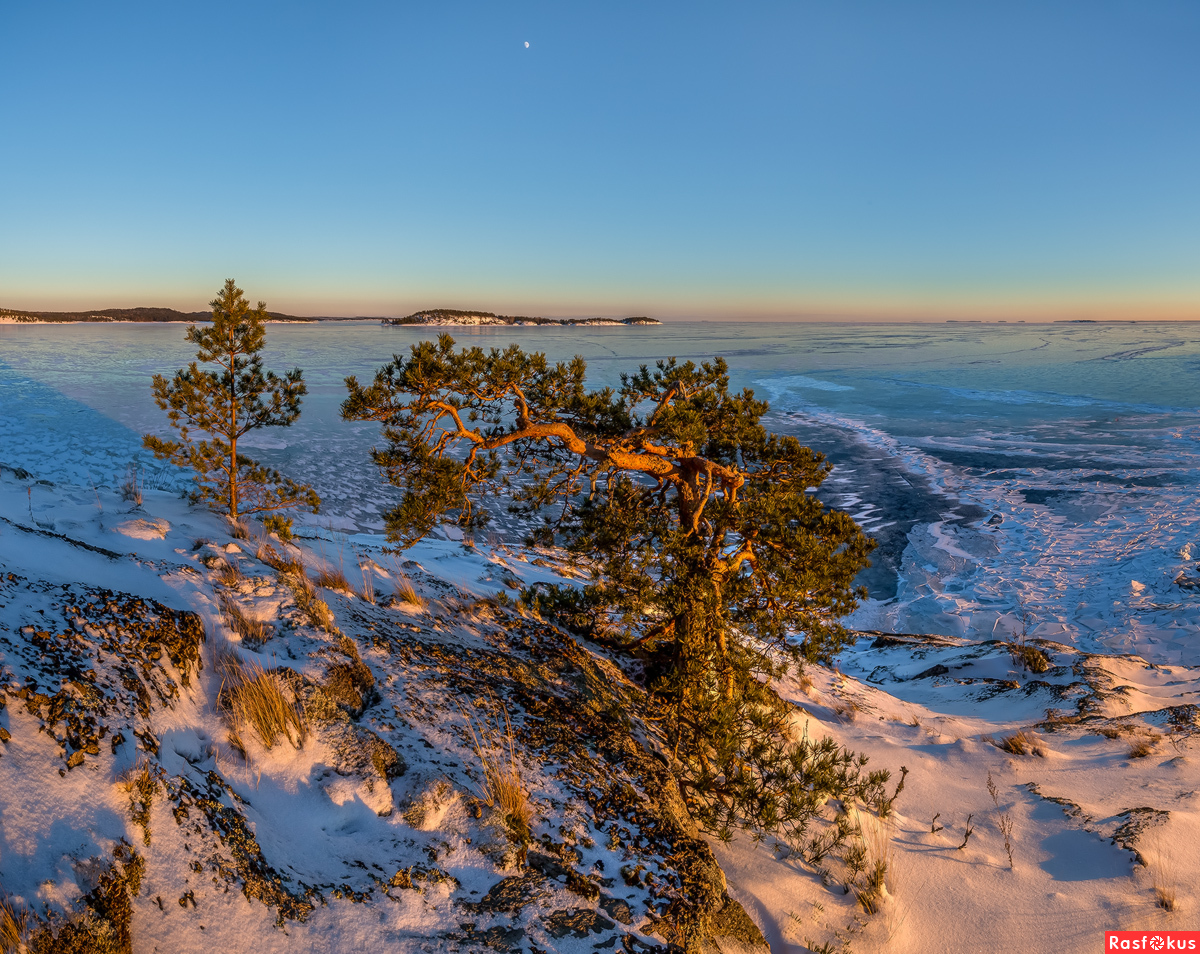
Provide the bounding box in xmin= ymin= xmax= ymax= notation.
xmin=4 ymin=318 xmax=1200 ymax=663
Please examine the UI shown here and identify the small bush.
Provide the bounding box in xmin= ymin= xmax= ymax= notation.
xmin=262 ymin=514 xmax=294 ymax=542
xmin=218 ymin=654 xmax=306 ymax=750
xmin=997 ymin=813 xmax=1016 ymax=868
xmin=323 ymin=659 xmax=376 ymax=717
xmin=1008 ymin=642 xmax=1051 ymax=674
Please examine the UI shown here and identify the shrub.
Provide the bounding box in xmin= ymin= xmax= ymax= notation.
xmin=262 ymin=514 xmax=294 ymax=542
xmin=1009 ymin=642 xmax=1052 ymax=674
xmin=849 ymin=808 xmax=895 ymax=914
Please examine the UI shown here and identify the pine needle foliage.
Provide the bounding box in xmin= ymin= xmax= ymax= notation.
xmin=143 ymin=279 xmax=320 ymax=520
xmin=343 ymin=335 xmax=885 ymax=844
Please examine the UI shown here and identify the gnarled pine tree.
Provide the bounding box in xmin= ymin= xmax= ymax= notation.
xmin=342 ymin=335 xmax=888 ymax=843
xmin=144 ymin=279 xmax=320 ymax=521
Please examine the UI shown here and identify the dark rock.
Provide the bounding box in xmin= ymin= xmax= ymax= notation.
xmin=706 ymin=896 xmax=770 ymax=951
xmin=465 ymin=872 xmax=548 ymax=914
xmin=599 ymin=895 xmax=633 ymax=925
xmin=913 ymin=664 xmax=950 ymax=679
xmin=544 ymin=907 xmax=616 ymax=939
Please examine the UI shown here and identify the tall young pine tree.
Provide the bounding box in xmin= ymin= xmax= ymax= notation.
xmin=144 ymin=279 xmax=320 ymax=521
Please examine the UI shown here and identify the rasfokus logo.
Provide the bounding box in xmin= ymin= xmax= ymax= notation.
xmin=1106 ymin=933 xmax=1200 ymax=950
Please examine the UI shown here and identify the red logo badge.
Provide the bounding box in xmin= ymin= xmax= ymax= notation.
xmin=1106 ymin=933 xmax=1200 ymax=951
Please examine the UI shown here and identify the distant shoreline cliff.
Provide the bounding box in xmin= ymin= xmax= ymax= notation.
xmin=384 ymin=309 xmax=660 ymax=327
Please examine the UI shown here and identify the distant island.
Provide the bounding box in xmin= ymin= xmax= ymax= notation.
xmin=0 ymin=306 xmax=320 ymax=323
xmin=1 ymin=305 xmax=661 ymax=326
xmin=384 ymin=309 xmax=660 ymax=327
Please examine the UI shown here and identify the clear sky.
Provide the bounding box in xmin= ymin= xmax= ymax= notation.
xmin=2 ymin=1 xmax=1198 ymax=320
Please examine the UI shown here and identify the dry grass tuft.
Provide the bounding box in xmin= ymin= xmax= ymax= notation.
xmin=358 ymin=562 xmax=377 ymax=604
xmin=214 ymin=558 xmax=244 ymax=589
xmin=1142 ymin=830 xmax=1177 ymax=911
xmin=0 ymin=892 xmax=25 ymax=954
xmin=119 ymin=463 xmax=144 ymax=507
xmin=997 ymin=813 xmax=1016 ymax=868
xmin=229 ymin=519 xmax=251 ymax=540
xmin=1128 ymin=734 xmax=1160 ymax=759
xmin=314 ymin=563 xmax=351 ymax=593
xmin=274 ymin=557 xmax=338 ymax=632
xmin=464 ymin=707 xmax=533 ymax=849
xmin=219 ymin=594 xmax=273 ymax=648
xmin=998 ymin=730 xmax=1044 ymax=756
xmin=392 ymin=573 xmax=427 ymax=610
xmin=218 ymin=652 xmax=306 ymax=750
xmin=848 ymin=808 xmax=895 ymax=914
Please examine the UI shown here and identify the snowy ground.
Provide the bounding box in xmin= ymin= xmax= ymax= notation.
xmin=3 ymin=349 xmax=1200 ymax=951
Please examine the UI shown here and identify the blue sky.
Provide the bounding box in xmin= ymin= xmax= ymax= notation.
xmin=2 ymin=2 xmax=1198 ymax=319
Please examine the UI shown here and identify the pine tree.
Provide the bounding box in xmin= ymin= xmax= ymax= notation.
xmin=342 ymin=335 xmax=889 ymax=844
xmin=144 ymin=279 xmax=320 ymax=521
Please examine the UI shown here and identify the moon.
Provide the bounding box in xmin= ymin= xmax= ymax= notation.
xmin=524 ymin=41 xmax=529 ymax=48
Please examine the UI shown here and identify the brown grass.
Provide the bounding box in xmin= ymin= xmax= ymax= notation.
xmin=218 ymin=652 xmax=306 ymax=750
xmin=214 ymin=559 xmax=244 ymax=588
xmin=850 ymin=808 xmax=896 ymax=914
xmin=119 ymin=463 xmax=143 ymax=507
xmin=358 ymin=563 xmax=377 ymax=604
xmin=997 ymin=813 xmax=1016 ymax=868
xmin=219 ymin=595 xmax=273 ymax=648
xmin=314 ymin=563 xmax=351 ymax=593
xmin=274 ymin=557 xmax=338 ymax=632
xmin=0 ymin=893 xmax=24 ymax=954
xmin=1128 ymin=734 xmax=1159 ymax=759
xmin=464 ymin=707 xmax=532 ymax=843
xmin=392 ymin=573 xmax=427 ymax=610
xmin=998 ymin=731 xmax=1044 ymax=756
xmin=1142 ymin=830 xmax=1177 ymax=911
